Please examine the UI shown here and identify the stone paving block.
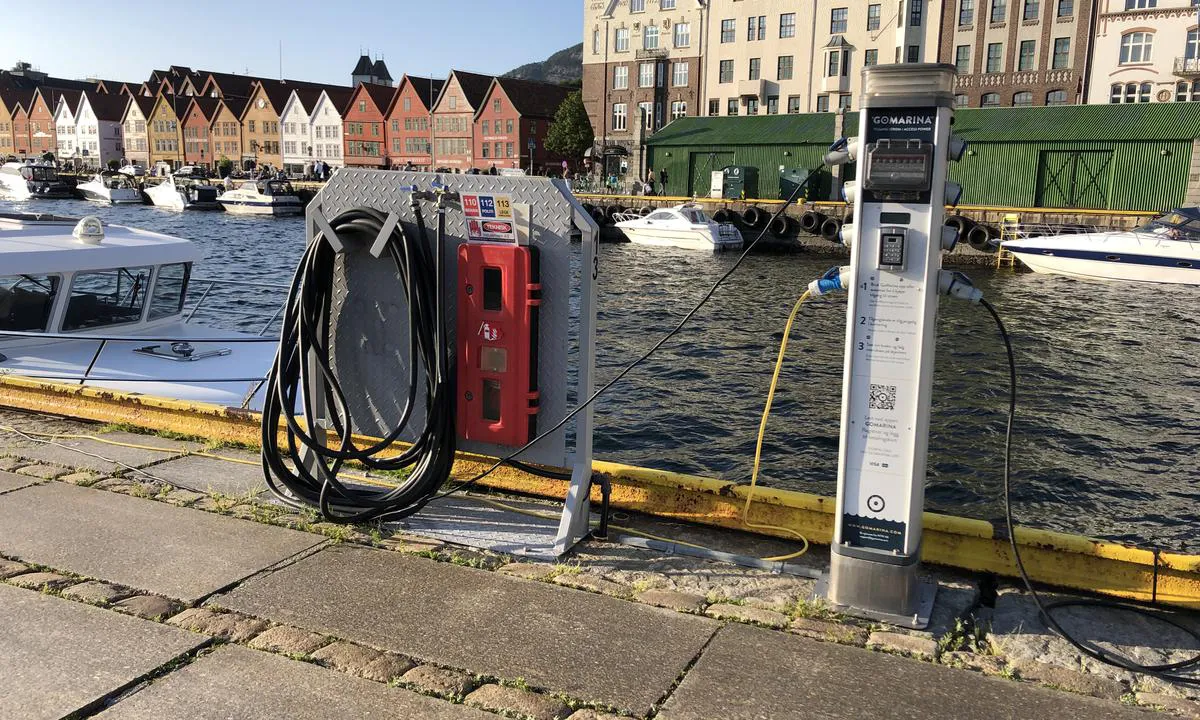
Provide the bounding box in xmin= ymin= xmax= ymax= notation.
xmin=248 ymin=625 xmax=330 ymax=656
xmin=59 ymin=471 xmax=102 ymax=486
xmin=1136 ymin=691 xmax=1200 ymax=717
xmin=16 ymin=463 xmax=68 ymax=479
xmin=93 ymin=644 xmax=493 ymax=719
xmin=867 ymin=631 xmax=939 ymax=661
xmin=0 ymin=483 xmax=323 ymax=602
xmin=466 ymin=684 xmax=572 ymax=720
xmin=311 ymin=640 xmax=383 ymax=676
xmin=704 ymin=603 xmax=790 ymax=629
xmin=93 ymin=477 xmax=135 ymax=491
xmin=567 ymin=711 xmax=625 ymax=720
xmin=0 ymin=558 xmax=29 ymax=579
xmin=4 ymin=431 xmax=199 ymax=474
xmin=61 ymin=580 xmax=131 ymax=605
xmin=635 ymin=588 xmax=708 ymax=613
xmin=401 ymin=664 xmax=480 ymax=698
xmin=0 ymin=457 xmax=21 ymax=472
xmin=497 ymin=562 xmax=554 ymax=581
xmin=1012 ymin=660 xmax=1128 ymax=700
xmin=143 ymin=451 xmax=268 ymax=498
xmin=0 ymin=470 xmax=44 ymax=494
xmin=9 ymin=571 xmax=74 ymax=591
xmin=656 ymin=624 xmax=1153 ymax=720
xmin=552 ymin=572 xmax=628 ymax=597
xmin=361 ymin=653 xmax=418 ymax=683
xmin=790 ymin=617 xmax=869 ymax=646
xmin=114 ymin=595 xmax=181 ymax=621
xmin=219 ymin=545 xmax=719 ymax=716
xmin=0 ymin=583 xmax=205 ymax=719
xmin=168 ymin=607 xmax=269 ymax=643
xmin=160 ymin=488 xmax=205 ymax=506
xmin=378 ymin=534 xmax=446 ymax=553
xmin=940 ymin=651 xmax=1009 ymax=675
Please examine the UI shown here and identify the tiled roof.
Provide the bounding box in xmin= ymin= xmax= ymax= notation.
xmin=186 ymin=96 xmax=221 ymax=122
xmin=320 ymin=86 xmax=355 ymax=116
xmin=0 ymin=88 xmax=34 ymax=113
xmin=51 ymin=88 xmax=84 ymax=116
xmin=351 ymin=55 xmax=373 ymax=76
xmin=130 ymin=94 xmax=156 ymax=118
xmin=220 ymin=96 xmax=249 ymax=118
xmin=492 ymin=77 xmax=572 ymax=120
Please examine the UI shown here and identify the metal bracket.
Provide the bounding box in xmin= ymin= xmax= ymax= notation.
xmin=813 ymin=575 xmax=937 ymax=630
xmin=367 ymin=211 xmax=401 ymax=259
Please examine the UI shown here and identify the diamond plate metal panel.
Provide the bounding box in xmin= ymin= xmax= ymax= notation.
xmin=308 ymin=169 xmax=588 ymax=468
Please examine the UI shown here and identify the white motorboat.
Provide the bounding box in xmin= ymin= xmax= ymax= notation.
xmin=1002 ymin=208 xmax=1200 ymax=285
xmin=614 ymin=204 xmax=743 ymax=251
xmin=76 ymin=172 xmax=144 ymax=205
xmin=217 ymin=179 xmax=303 ymax=216
xmin=0 ymin=161 xmax=73 ymax=200
xmin=0 ymin=212 xmax=281 ymax=410
xmin=145 ymin=174 xmax=222 ymax=211
xmin=117 ymin=164 xmax=147 ymax=178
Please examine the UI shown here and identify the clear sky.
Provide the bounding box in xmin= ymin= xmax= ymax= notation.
xmin=2 ymin=0 xmax=583 ymax=87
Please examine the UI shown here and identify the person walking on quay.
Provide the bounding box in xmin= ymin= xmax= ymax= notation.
xmin=659 ymin=167 xmax=668 ymax=195
xmin=645 ymin=168 xmax=656 ymax=195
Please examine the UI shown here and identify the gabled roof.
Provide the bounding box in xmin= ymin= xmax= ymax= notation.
xmin=394 ymin=75 xmax=445 ymax=114
xmin=149 ymin=92 xmax=188 ymax=120
xmin=129 ymin=94 xmax=156 ymax=118
xmin=218 ymin=96 xmax=249 ymax=119
xmin=52 ymin=88 xmax=84 ymax=118
xmin=484 ymin=77 xmax=572 ymax=120
xmin=201 ymin=71 xmax=258 ymax=99
xmin=184 ymin=96 xmax=221 ymax=123
xmin=447 ymin=70 xmax=495 ymax=110
xmin=351 ymin=55 xmax=373 ymax=76
xmin=83 ymin=91 xmax=129 ymax=122
xmin=316 ymin=86 xmax=355 ymax=116
xmin=372 ymin=59 xmax=392 ymax=83
xmin=29 ymin=87 xmax=59 ymax=112
xmin=92 ymin=79 xmax=133 ymax=94
xmin=290 ymin=87 xmax=325 ymax=116
xmin=253 ymin=80 xmax=297 ymax=115
xmin=2 ymin=88 xmax=35 ymax=115
xmin=351 ymin=82 xmax=396 ymax=116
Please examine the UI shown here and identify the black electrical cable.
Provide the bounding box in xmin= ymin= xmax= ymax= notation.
xmin=981 ymin=297 xmax=1200 ymax=686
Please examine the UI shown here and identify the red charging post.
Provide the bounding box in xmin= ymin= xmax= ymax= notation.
xmin=456 ymin=243 xmax=541 ymax=447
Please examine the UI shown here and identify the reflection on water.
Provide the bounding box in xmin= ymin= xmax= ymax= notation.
xmin=4 ymin=198 xmax=1198 ymax=550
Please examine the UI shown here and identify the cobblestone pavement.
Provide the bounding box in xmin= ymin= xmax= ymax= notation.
xmin=0 ymin=408 xmax=1197 ymax=719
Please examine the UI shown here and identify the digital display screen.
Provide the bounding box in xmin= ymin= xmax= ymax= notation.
xmin=879 ymin=212 xmax=912 ymax=224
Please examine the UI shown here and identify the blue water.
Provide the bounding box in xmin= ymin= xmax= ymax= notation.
xmin=4 ymin=198 xmax=1199 ymax=551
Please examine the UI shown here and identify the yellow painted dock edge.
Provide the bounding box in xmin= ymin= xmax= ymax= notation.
xmin=2 ymin=374 xmax=1197 ymax=609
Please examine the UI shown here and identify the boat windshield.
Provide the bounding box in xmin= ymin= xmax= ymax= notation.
xmin=681 ymin=208 xmax=711 ymax=224
xmin=63 ymin=266 xmax=152 ymax=331
xmin=1135 ymin=211 xmax=1200 ymax=239
xmin=0 ymin=274 xmax=59 ymax=332
xmin=21 ymin=166 xmax=59 ymax=182
xmin=260 ymin=180 xmax=293 ymax=196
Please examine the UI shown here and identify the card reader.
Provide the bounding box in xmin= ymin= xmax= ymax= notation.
xmin=878 ymin=228 xmax=907 ymax=270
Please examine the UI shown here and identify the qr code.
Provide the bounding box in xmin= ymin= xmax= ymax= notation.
xmin=869 ymin=384 xmax=897 ymax=411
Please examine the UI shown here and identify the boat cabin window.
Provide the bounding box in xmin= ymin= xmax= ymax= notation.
xmin=21 ymin=166 xmax=58 ymax=182
xmin=0 ymin=274 xmax=59 ymax=332
xmin=681 ymin=208 xmax=710 ymax=224
xmin=62 ymin=266 xmax=152 ymax=331
xmin=148 ymin=263 xmax=192 ymax=321
xmin=648 ymin=211 xmax=676 ymax=221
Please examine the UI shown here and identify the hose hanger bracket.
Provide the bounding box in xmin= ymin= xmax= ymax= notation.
xmin=368 ymin=211 xmax=402 ymax=259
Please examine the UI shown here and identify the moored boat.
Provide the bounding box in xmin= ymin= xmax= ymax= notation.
xmin=0 ymin=161 xmax=74 ymax=201
xmin=76 ymin=171 xmax=143 ymax=205
xmin=145 ymin=173 xmax=222 ymax=211
xmin=614 ymin=203 xmax=744 ymax=251
xmin=217 ymin=179 xmax=303 ymax=216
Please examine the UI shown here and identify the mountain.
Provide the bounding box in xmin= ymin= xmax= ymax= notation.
xmin=503 ymin=43 xmax=583 ymax=87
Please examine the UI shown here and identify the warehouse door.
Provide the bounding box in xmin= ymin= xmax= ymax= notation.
xmin=1036 ymin=150 xmax=1113 ymax=209
xmin=689 ymin=152 xmax=734 ymax=197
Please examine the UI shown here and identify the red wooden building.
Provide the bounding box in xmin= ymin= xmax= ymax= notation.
xmin=430 ymin=70 xmax=493 ymax=172
xmin=182 ymin=97 xmax=220 ymax=168
xmin=384 ymin=74 xmax=444 ymax=170
xmin=342 ymin=82 xmax=395 ymax=168
xmin=473 ymin=77 xmax=571 ymax=175
xmin=27 ymin=89 xmax=57 ymax=158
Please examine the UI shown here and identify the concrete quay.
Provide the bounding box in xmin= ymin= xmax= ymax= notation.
xmin=0 ymin=407 xmax=1197 ymax=719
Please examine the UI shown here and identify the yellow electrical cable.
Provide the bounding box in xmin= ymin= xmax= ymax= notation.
xmin=744 ymin=289 xmax=813 ymax=562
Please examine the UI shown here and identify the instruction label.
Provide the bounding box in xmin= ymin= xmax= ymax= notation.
xmin=462 ymin=193 xmax=517 ymax=244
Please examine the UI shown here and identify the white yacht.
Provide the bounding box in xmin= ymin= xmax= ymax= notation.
xmin=217 ymin=179 xmax=303 ymax=216
xmin=145 ymin=173 xmax=222 ymax=211
xmin=0 ymin=212 xmax=279 ymax=410
xmin=76 ymin=172 xmax=144 ymax=205
xmin=1002 ymin=209 xmax=1200 ymax=285
xmin=613 ymin=204 xmax=743 ymax=251
xmin=0 ymin=161 xmax=73 ymax=200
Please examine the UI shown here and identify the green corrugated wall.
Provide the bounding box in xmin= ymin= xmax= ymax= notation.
xmin=646 ymin=143 xmax=832 ymax=199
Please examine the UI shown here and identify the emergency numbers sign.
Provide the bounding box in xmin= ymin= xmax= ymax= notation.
xmin=462 ymin=193 xmax=518 ymax=244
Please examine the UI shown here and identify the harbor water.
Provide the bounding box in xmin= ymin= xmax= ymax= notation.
xmin=4 ymin=199 xmax=1198 ymax=551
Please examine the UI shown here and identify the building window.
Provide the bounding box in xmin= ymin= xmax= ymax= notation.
xmin=816 ymin=95 xmax=830 ymax=112
xmin=449 ymin=96 xmax=457 ymax=109
xmin=838 ymin=94 xmax=853 ymax=111
xmin=614 ymin=66 xmax=629 ymax=89
xmin=865 ymin=49 xmax=879 ymax=66
xmin=482 ymin=120 xmax=489 ymax=135
xmin=1013 ymin=91 xmax=1033 ymax=106
xmin=1120 ymin=32 xmax=1153 ymax=64
xmin=719 ymin=60 xmax=734 ymax=83
xmin=780 ymin=12 xmax=796 ymax=37
xmin=787 ymin=96 xmax=802 ymax=113
xmin=639 ymin=101 xmax=654 ymax=130
xmin=671 ymin=101 xmax=687 ymax=120
xmin=1046 ymin=89 xmax=1067 ymax=105
xmin=1187 ymin=29 xmax=1199 ymax=59
xmin=747 ymin=16 xmax=761 ymax=41
xmin=1057 ymin=0 xmax=1073 ymax=15
xmin=778 ymin=55 xmax=794 ymax=79
xmin=831 ymin=7 xmax=848 ymax=33
xmin=358 ymin=101 xmax=366 ymax=112
xmin=662 ymin=0 xmax=675 ymax=8
xmin=909 ymin=0 xmax=923 ymax=26
xmin=767 ymin=96 xmax=779 ymax=114
xmin=656 ymin=62 xmax=666 ymax=86
xmin=494 ymin=99 xmax=501 ymax=112
xmin=506 ymin=119 xmax=513 ymax=133
xmin=630 ymin=0 xmax=644 ymax=11
xmin=1139 ymin=82 xmax=1152 ymax=102
xmin=827 ymin=50 xmax=841 ymax=77
xmin=1023 ymin=0 xmax=1039 ymax=19
xmin=955 ymin=94 xmax=969 ymax=107
xmin=1177 ymin=81 xmax=1189 ymax=102
xmin=749 ymin=58 xmax=761 ymax=80
xmin=708 ymin=99 xmax=720 ymax=116
xmin=1052 ymin=37 xmax=1070 ymax=68
xmin=1018 ymin=40 xmax=1035 ymax=70
xmin=616 ymin=28 xmax=630 ymax=52
xmin=959 ymin=0 xmax=974 ymax=25
xmin=720 ymin=19 xmax=735 ymax=43
xmin=644 ymin=25 xmax=659 ymax=50
xmin=907 ymin=45 xmax=919 ymax=62
xmin=673 ymin=61 xmax=689 ymax=87
xmin=991 ymin=0 xmax=1007 ymax=22
xmin=982 ymin=92 xmax=1000 ymax=107
xmin=986 ymin=42 xmax=1003 ymax=72
xmin=955 ymin=45 xmax=971 ymax=73
xmin=612 ymin=103 xmax=627 ymax=131
xmin=746 ymin=98 xmax=759 ymax=115
xmin=674 ymin=22 xmax=690 ymax=47
xmin=727 ymin=98 xmax=738 ymax=116
xmin=593 ymin=28 xmax=600 ymax=54
xmin=1124 ymin=0 xmax=1155 ymax=7
xmin=867 ymin=4 xmax=881 ymax=29
xmin=639 ymin=62 xmax=655 ymax=87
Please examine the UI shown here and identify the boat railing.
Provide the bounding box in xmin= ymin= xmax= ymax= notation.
xmin=186 ymin=277 xmax=290 ymax=337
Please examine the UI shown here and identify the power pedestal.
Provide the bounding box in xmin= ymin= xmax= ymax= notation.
xmin=820 ymin=64 xmax=964 ymax=628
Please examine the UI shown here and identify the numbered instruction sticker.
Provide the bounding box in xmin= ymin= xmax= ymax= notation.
xmin=462 ymin=193 xmax=517 ymax=244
